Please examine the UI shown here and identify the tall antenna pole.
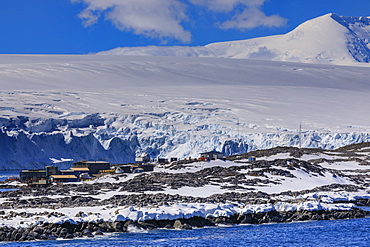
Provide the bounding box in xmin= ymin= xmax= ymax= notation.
xmin=237 ymin=118 xmax=240 ymax=140
xmin=299 ymin=122 xmax=302 ymax=149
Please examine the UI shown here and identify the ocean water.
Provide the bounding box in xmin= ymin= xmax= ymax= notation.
xmin=0 ymin=171 xmax=19 ymax=192
xmin=1 ymin=217 xmax=369 ymax=247
xmin=0 ymin=171 xmax=19 ymax=182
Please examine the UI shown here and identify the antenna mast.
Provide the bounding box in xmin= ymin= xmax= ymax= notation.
xmin=299 ymin=122 xmax=302 ymax=149
xmin=237 ymin=118 xmax=240 ymax=139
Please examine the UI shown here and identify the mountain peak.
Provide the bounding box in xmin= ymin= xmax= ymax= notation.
xmin=331 ymin=13 xmax=370 ymax=27
xmin=97 ymin=13 xmax=370 ymax=65
xmin=330 ymin=13 xmax=370 ymax=63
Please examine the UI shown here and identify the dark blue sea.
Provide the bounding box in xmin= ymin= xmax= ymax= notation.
xmin=0 ymin=171 xmax=19 ymax=192
xmin=1 ymin=217 xmax=369 ymax=247
xmin=0 ymin=171 xmax=18 ymax=182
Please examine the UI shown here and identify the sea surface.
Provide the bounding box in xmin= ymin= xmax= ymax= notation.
xmin=0 ymin=171 xmax=19 ymax=182
xmin=0 ymin=171 xmax=19 ymax=192
xmin=1 ymin=217 xmax=369 ymax=247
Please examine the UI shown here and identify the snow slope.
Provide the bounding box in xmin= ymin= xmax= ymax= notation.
xmin=0 ymin=54 xmax=370 ymax=169
xmin=206 ymin=13 xmax=370 ymax=64
xmin=98 ymin=13 xmax=370 ymax=65
xmin=98 ymin=45 xmax=216 ymax=57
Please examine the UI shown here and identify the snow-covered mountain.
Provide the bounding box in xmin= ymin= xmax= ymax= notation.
xmin=97 ymin=45 xmax=216 ymax=58
xmin=98 ymin=13 xmax=370 ymax=65
xmin=0 ymin=54 xmax=370 ymax=170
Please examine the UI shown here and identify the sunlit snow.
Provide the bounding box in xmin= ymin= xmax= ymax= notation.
xmin=0 ymin=53 xmax=370 ymax=168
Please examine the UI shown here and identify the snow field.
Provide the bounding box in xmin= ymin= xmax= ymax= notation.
xmin=1 ymin=54 xmax=370 ymax=166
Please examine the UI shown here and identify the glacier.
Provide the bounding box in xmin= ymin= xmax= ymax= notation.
xmin=0 ymin=54 xmax=370 ymax=170
xmin=2 ymin=113 xmax=370 ymax=170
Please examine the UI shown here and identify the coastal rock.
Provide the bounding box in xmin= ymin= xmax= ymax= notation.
xmin=93 ymin=230 xmax=104 ymax=236
xmin=113 ymin=221 xmax=127 ymax=232
xmin=58 ymin=228 xmax=69 ymax=238
xmin=64 ymin=233 xmax=75 ymax=239
xmin=0 ymin=207 xmax=367 ymax=242
xmin=82 ymin=229 xmax=94 ymax=238
xmin=173 ymin=220 xmax=192 ymax=230
xmin=75 ymin=211 xmax=87 ymax=218
xmin=186 ymin=217 xmax=215 ymax=227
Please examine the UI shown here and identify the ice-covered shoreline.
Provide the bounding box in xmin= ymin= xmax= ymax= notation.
xmin=40 ymin=200 xmax=366 ymax=224
xmin=0 ymin=197 xmax=368 ymax=242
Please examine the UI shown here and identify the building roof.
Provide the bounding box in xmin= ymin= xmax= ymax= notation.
xmin=200 ymin=150 xmax=223 ymax=155
xmin=77 ymin=161 xmax=110 ymax=164
xmin=139 ymin=153 xmax=150 ymax=157
xmin=50 ymin=175 xmax=77 ymax=179
xmin=70 ymin=167 xmax=90 ymax=171
xmin=59 ymin=169 xmax=75 ymax=173
xmin=21 ymin=169 xmax=45 ymax=172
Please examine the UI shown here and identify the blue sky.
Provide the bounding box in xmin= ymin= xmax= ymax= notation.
xmin=0 ymin=0 xmax=369 ymax=54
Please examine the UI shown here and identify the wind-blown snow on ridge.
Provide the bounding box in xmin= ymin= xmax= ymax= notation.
xmin=98 ymin=13 xmax=370 ymax=65
xmin=98 ymin=45 xmax=216 ymax=57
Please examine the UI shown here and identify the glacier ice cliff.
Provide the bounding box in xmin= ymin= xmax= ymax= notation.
xmin=1 ymin=114 xmax=370 ymax=170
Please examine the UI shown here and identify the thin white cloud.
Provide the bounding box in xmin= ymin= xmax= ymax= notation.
xmin=221 ymin=6 xmax=287 ymax=29
xmin=72 ymin=0 xmax=286 ymax=43
xmin=72 ymin=0 xmax=191 ymax=43
xmin=190 ymin=0 xmax=287 ymax=30
xmin=188 ymin=0 xmax=240 ymax=12
xmin=189 ymin=0 xmax=266 ymax=12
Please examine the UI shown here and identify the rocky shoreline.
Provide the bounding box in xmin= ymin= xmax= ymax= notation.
xmin=1 ymin=181 xmax=370 ymax=242
xmin=2 ymin=144 xmax=370 ymax=243
xmin=0 ymin=208 xmax=368 ymax=242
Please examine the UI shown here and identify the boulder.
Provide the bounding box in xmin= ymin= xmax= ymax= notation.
xmin=82 ymin=229 xmax=94 ymax=237
xmin=186 ymin=217 xmax=215 ymax=227
xmin=113 ymin=221 xmax=126 ymax=232
xmin=58 ymin=228 xmax=69 ymax=238
xmin=93 ymin=230 xmax=104 ymax=236
xmin=11 ymin=231 xmax=22 ymax=241
xmin=173 ymin=220 xmax=192 ymax=230
xmin=64 ymin=233 xmax=75 ymax=239
xmin=75 ymin=211 xmax=87 ymax=218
